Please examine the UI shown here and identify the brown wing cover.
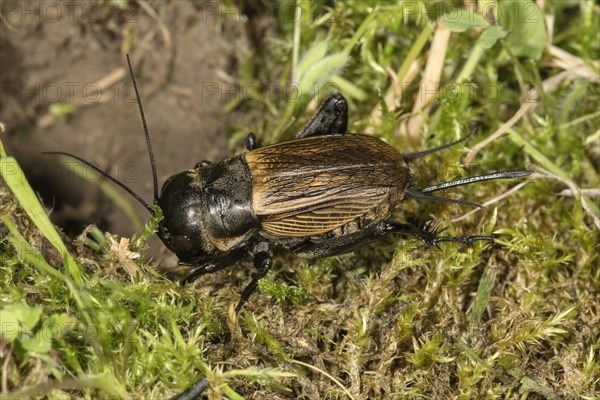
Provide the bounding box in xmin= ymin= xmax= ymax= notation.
xmin=245 ymin=134 xmax=410 ymax=237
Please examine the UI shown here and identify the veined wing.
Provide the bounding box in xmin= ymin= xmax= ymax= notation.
xmin=245 ymin=134 xmax=409 ymax=237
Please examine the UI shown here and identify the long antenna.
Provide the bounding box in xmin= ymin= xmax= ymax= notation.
xmin=126 ymin=54 xmax=159 ymax=205
xmin=42 ymin=55 xmax=159 ymax=216
xmin=417 ymin=170 xmax=532 ymax=193
xmin=42 ymin=151 xmax=154 ymax=214
xmin=404 ymin=131 xmax=474 ymax=161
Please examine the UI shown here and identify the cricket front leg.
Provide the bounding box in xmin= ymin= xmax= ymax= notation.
xmin=235 ymin=241 xmax=273 ymax=313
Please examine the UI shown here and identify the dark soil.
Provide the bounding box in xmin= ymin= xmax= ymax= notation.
xmin=1 ymin=1 xmax=262 ymax=268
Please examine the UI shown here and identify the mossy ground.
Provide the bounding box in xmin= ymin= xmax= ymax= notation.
xmin=1 ymin=2 xmax=599 ymax=399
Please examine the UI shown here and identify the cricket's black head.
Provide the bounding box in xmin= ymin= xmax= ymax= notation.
xmin=155 ymin=169 xmax=216 ymax=263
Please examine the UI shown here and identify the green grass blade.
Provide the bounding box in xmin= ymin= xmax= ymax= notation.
xmin=0 ymin=133 xmax=6 ymax=157
xmin=454 ymin=338 xmax=493 ymax=371
xmin=0 ymin=156 xmax=83 ymax=286
xmin=2 ymin=216 xmax=67 ymax=282
xmin=396 ymin=23 xmax=433 ymax=84
xmin=466 ymin=261 xmax=497 ymax=324
xmin=329 ymin=75 xmax=368 ymax=101
xmin=342 ymin=6 xmax=378 ymax=56
xmin=3 ymin=372 xmax=125 ymax=399
xmin=508 ymin=129 xmax=600 ymax=217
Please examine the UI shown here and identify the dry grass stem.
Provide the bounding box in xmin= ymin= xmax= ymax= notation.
xmin=404 ymin=23 xmax=451 ymax=141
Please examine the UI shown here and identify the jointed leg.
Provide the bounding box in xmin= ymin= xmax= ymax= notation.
xmin=293 ymin=223 xmax=386 ymax=258
xmin=246 ymin=93 xmax=348 ymax=147
xmin=235 ymin=241 xmax=273 ymax=313
xmin=293 ymin=220 xmax=493 ymax=258
xmin=181 ymin=248 xmax=247 ymax=284
xmin=384 ymin=220 xmax=493 ymax=248
xmin=172 ymin=377 xmax=209 ymax=400
xmin=297 ymin=92 xmax=349 ymax=138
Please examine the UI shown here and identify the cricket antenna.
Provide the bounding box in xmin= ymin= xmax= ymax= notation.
xmin=42 ymin=55 xmax=160 ymax=216
xmin=404 ymin=130 xmax=474 ymax=161
xmin=126 ymin=54 xmax=159 ymax=205
xmin=41 ymin=151 xmax=154 ymax=214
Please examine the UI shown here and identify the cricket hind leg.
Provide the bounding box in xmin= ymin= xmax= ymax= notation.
xmin=297 ymin=92 xmax=349 ymax=138
xmin=292 ymin=220 xmax=493 ymax=258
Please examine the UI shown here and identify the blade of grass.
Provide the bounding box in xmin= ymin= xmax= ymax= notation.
xmin=3 ymin=372 xmax=125 ymax=400
xmin=454 ymin=338 xmax=494 ymax=371
xmin=2 ymin=216 xmax=67 ymax=282
xmin=289 ymin=359 xmax=356 ymax=400
xmin=329 ymin=75 xmax=368 ymax=101
xmin=466 ymin=260 xmax=497 ymax=324
xmin=342 ymin=6 xmax=378 ymax=56
xmin=3 ymin=214 xmax=90 ymax=322
xmin=508 ymin=128 xmax=600 ymax=219
xmin=0 ymin=132 xmax=6 ymax=157
xmin=456 ymin=41 xmax=485 ymax=83
xmin=405 ymin=23 xmax=451 ymax=140
xmin=291 ymin=0 xmax=302 ymax=84
xmin=396 ymin=22 xmax=433 ymax=84
xmin=559 ymin=109 xmax=600 ymax=129
xmin=464 ymin=102 xmax=535 ymax=164
xmin=0 ymin=156 xmax=83 ymax=286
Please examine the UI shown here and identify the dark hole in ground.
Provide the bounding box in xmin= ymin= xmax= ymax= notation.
xmin=0 ymin=1 xmax=272 ymax=269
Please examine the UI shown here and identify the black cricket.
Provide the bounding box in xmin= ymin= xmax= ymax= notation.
xmin=46 ymin=56 xmax=531 ymax=314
